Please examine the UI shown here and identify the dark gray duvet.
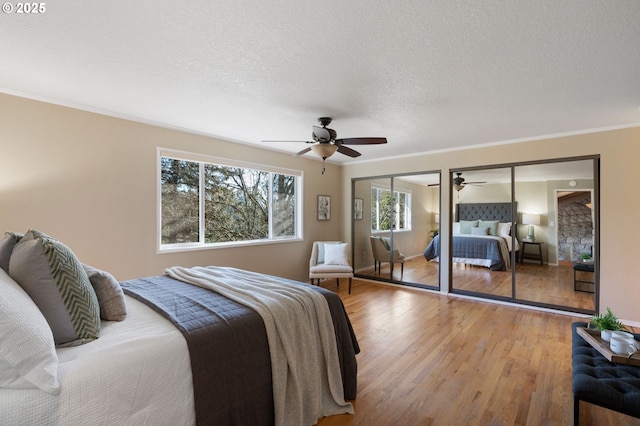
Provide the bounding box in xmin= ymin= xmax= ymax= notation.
xmin=424 ymin=234 xmax=507 ymax=271
xmin=121 ymin=274 xmax=359 ymax=426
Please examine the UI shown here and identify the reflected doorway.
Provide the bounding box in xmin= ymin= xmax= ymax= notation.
xmin=449 ymin=157 xmax=598 ymax=315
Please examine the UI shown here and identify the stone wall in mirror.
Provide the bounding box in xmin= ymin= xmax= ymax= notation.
xmin=352 ymin=172 xmax=440 ymax=290
xmin=449 ymin=157 xmax=597 ymax=315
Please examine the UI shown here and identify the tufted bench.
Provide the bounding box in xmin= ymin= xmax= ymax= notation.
xmin=572 ymin=322 xmax=640 ymax=425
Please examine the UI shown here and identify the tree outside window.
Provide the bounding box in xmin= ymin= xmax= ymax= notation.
xmin=371 ymin=187 xmax=411 ymax=232
xmin=160 ymin=154 xmax=299 ymax=248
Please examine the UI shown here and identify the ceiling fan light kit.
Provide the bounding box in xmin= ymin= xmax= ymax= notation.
xmin=262 ymin=117 xmax=387 ymax=173
xmin=452 ymin=172 xmax=486 ymax=191
xmin=310 ymin=143 xmax=338 ymax=159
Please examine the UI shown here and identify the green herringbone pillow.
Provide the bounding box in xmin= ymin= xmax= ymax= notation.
xmin=9 ymin=230 xmax=100 ymax=346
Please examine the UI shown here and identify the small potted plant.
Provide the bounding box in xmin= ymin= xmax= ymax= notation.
xmin=580 ymin=253 xmax=593 ymax=263
xmin=589 ymin=307 xmax=626 ymax=342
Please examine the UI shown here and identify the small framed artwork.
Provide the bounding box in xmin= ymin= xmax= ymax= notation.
xmin=317 ymin=195 xmax=331 ymax=221
xmin=354 ymin=198 xmax=363 ymax=220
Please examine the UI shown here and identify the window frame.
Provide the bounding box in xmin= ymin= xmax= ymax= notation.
xmin=371 ymin=185 xmax=412 ymax=233
xmin=157 ymin=148 xmax=303 ymax=253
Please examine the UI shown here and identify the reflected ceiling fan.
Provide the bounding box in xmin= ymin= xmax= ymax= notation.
xmin=429 ymin=173 xmax=487 ymax=191
xmin=262 ymin=117 xmax=387 ymax=173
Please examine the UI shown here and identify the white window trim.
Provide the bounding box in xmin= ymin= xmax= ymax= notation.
xmin=371 ymin=185 xmax=412 ymax=232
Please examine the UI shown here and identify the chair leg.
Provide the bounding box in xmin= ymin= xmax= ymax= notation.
xmin=336 ymin=278 xmax=340 ymax=288
xmin=348 ymin=277 xmax=352 ymax=294
xmin=573 ymin=395 xmax=579 ymax=426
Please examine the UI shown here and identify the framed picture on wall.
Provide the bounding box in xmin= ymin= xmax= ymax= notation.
xmin=354 ymin=198 xmax=363 ymax=220
xmin=317 ymin=195 xmax=331 ymax=221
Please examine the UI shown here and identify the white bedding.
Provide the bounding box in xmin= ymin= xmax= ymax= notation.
xmin=0 ymin=297 xmax=194 ymax=426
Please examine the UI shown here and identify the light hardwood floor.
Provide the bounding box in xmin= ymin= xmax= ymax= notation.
xmin=317 ymin=279 xmax=640 ymax=426
xmin=361 ymin=257 xmax=595 ymax=311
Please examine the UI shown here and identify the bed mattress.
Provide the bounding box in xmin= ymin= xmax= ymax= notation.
xmin=0 ymin=296 xmax=194 ymax=426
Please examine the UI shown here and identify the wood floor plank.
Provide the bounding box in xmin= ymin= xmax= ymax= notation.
xmin=317 ymin=279 xmax=640 ymax=426
xmin=361 ymin=257 xmax=595 ymax=311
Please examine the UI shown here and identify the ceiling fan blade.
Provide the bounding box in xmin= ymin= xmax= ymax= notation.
xmin=312 ymin=126 xmax=332 ymax=142
xmin=294 ymin=147 xmax=312 ymax=156
xmin=337 ymin=145 xmax=361 ymax=158
xmin=427 ymin=183 xmax=440 ymax=186
xmin=262 ymin=140 xmax=312 ymax=144
xmin=337 ymin=137 xmax=387 ymax=145
xmin=464 ymin=181 xmax=487 ymax=185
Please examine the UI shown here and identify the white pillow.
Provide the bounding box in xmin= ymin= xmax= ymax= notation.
xmin=497 ymin=222 xmax=512 ymax=237
xmin=0 ymin=268 xmax=60 ymax=394
xmin=452 ymin=222 xmax=461 ymax=235
xmin=323 ymin=243 xmax=349 ymax=265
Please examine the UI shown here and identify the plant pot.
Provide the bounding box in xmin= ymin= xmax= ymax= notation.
xmin=601 ymin=329 xmax=613 ymax=342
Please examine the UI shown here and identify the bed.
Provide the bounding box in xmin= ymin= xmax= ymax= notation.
xmin=423 ymin=202 xmax=519 ymax=271
xmin=0 ymin=230 xmax=359 ymax=426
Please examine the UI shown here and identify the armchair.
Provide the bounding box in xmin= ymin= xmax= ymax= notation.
xmin=309 ymin=241 xmax=354 ymax=294
xmin=370 ymin=236 xmax=405 ymax=276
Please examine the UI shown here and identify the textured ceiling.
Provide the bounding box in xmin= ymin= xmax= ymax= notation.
xmin=1 ymin=1 xmax=639 ymax=164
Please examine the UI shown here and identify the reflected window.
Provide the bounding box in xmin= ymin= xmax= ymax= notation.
xmin=371 ymin=187 xmax=412 ymax=231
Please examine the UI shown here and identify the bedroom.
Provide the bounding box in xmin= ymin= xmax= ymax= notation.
xmin=2 ymin=96 xmax=639 ymax=425
xmin=350 ymin=160 xmax=598 ymax=314
xmin=2 ymin=1 xmax=640 ymax=424
xmin=5 ymin=92 xmax=638 ymax=317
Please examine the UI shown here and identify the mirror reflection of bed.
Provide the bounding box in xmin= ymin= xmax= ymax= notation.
xmin=437 ymin=159 xmax=596 ymax=313
xmin=425 ymin=202 xmax=517 ymax=271
xmin=352 ymin=158 xmax=596 ymax=314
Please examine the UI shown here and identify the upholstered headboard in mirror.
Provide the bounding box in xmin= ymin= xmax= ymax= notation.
xmin=455 ymin=202 xmax=517 ymax=224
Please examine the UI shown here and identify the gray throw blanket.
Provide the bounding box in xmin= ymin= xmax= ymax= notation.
xmin=165 ymin=266 xmax=354 ymax=426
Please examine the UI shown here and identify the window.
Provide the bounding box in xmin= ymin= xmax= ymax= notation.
xmin=371 ymin=187 xmax=411 ymax=231
xmin=159 ymin=149 xmax=301 ymax=250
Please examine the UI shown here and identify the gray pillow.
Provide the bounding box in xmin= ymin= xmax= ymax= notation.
xmin=83 ymin=264 xmax=127 ymax=321
xmin=471 ymin=227 xmax=489 ymax=235
xmin=9 ymin=230 xmax=100 ymax=347
xmin=459 ymin=220 xmax=479 ymax=234
xmin=478 ymin=220 xmax=499 ymax=236
xmin=380 ymin=237 xmax=391 ymax=250
xmin=0 ymin=232 xmax=23 ymax=273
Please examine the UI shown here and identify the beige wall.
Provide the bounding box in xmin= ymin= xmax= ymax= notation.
xmin=341 ymin=127 xmax=640 ymax=323
xmin=352 ymin=176 xmax=436 ymax=272
xmin=0 ymin=93 xmax=342 ymax=283
xmin=2 ymin=92 xmax=639 ymax=322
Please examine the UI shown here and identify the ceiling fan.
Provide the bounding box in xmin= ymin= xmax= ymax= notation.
xmin=262 ymin=117 xmax=387 ymax=172
xmin=429 ymin=172 xmax=487 ymax=191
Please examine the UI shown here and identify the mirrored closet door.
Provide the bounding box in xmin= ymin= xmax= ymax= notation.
xmin=352 ymin=171 xmax=440 ymax=290
xmin=449 ymin=156 xmax=598 ymax=315
xmin=513 ymin=159 xmax=596 ymax=313
xmin=449 ymin=167 xmax=514 ymax=300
